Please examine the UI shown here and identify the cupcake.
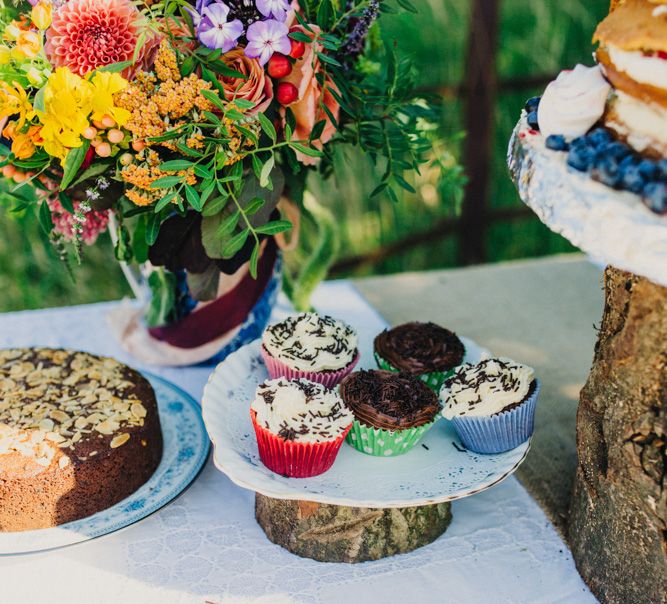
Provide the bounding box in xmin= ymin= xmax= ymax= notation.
xmin=440 ymin=358 xmax=540 ymax=454
xmin=250 ymin=377 xmax=353 ymax=477
xmin=261 ymin=312 xmax=359 ymax=388
xmin=340 ymin=369 xmax=442 ymax=457
xmin=374 ymin=322 xmax=465 ymax=391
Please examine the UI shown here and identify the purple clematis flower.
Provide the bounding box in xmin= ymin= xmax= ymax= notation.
xmin=255 ymin=0 xmax=291 ymax=21
xmin=197 ymin=1 xmax=244 ymax=52
xmin=244 ymin=19 xmax=291 ymax=66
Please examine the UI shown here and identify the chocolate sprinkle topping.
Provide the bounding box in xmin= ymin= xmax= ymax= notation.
xmin=263 ymin=313 xmax=357 ymax=371
xmin=339 ymin=370 xmax=441 ymax=430
xmin=374 ymin=322 xmax=465 ymax=374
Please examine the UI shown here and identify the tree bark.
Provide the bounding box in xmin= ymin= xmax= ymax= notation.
xmin=569 ymin=266 xmax=667 ymax=604
xmin=255 ymin=494 xmax=452 ymax=563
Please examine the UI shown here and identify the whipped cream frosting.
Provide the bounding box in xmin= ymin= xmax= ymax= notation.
xmin=262 ymin=313 xmax=358 ymax=372
xmin=537 ymin=64 xmax=611 ymax=138
xmin=441 ymin=358 xmax=535 ymax=419
xmin=608 ymin=45 xmax=667 ymax=91
xmin=251 ymin=378 xmax=353 ymax=443
xmin=610 ymin=90 xmax=667 ymax=152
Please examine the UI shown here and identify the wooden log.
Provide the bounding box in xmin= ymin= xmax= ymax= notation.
xmin=255 ymin=494 xmax=452 ymax=563
xmin=569 ymin=266 xmax=667 ymax=604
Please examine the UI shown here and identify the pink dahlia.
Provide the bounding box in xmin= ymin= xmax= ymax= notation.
xmin=45 ymin=0 xmax=144 ymax=77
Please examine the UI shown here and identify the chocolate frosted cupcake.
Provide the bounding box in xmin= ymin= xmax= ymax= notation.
xmin=374 ymin=322 xmax=465 ymax=391
xmin=250 ymin=378 xmax=353 ymax=477
xmin=261 ymin=313 xmax=359 ymax=388
xmin=440 ymin=358 xmax=540 ymax=454
xmin=340 ymin=369 xmax=441 ymax=457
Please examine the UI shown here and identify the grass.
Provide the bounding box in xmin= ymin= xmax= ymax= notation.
xmin=0 ymin=0 xmax=609 ymax=312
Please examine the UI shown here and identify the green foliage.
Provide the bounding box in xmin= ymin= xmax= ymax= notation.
xmin=145 ymin=268 xmax=177 ymax=327
xmin=284 ymin=193 xmax=339 ymax=312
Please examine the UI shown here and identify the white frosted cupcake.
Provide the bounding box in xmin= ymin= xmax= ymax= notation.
xmin=250 ymin=378 xmax=354 ymax=477
xmin=440 ymin=358 xmax=540 ymax=454
xmin=261 ymin=313 xmax=359 ymax=387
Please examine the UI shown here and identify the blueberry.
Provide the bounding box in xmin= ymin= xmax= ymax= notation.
xmin=524 ymin=96 xmax=541 ymax=113
xmin=620 ymin=161 xmax=645 ymax=194
xmin=591 ymin=154 xmax=623 ymax=188
xmin=642 ymin=182 xmax=667 ymax=214
xmin=567 ymin=144 xmax=596 ymax=172
xmin=526 ymin=110 xmax=539 ymax=130
xmin=656 ymin=159 xmax=667 ymax=181
xmin=545 ymin=134 xmax=569 ymax=151
xmin=587 ymin=127 xmax=613 ymax=148
xmin=604 ymin=141 xmax=632 ymax=161
xmin=637 ymin=158 xmax=659 ymax=181
xmin=570 ymin=136 xmax=590 ymax=150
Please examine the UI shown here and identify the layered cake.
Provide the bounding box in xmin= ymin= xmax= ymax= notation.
xmin=514 ymin=0 xmax=667 ymax=215
xmin=595 ymin=0 xmax=667 ymax=157
xmin=0 ymin=348 xmax=163 ymax=531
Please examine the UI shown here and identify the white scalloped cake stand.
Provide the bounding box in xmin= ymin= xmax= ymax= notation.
xmin=202 ymin=337 xmax=530 ymax=509
xmin=508 ymin=114 xmax=667 ymax=287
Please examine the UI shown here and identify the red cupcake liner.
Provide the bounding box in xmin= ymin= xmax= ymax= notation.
xmin=250 ymin=409 xmax=351 ymax=478
xmin=260 ymin=346 xmax=359 ymax=388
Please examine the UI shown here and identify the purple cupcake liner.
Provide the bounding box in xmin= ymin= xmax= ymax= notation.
xmin=449 ymin=379 xmax=540 ymax=454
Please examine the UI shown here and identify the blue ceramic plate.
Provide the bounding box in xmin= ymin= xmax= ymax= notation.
xmin=0 ymin=374 xmax=209 ymax=555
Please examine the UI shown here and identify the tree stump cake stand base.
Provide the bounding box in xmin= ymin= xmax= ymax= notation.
xmin=255 ymin=494 xmax=452 ymax=563
xmin=569 ymin=267 xmax=666 ymax=604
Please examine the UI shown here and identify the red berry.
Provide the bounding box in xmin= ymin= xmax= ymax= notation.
xmin=276 ymin=82 xmax=298 ymax=105
xmin=268 ymin=53 xmax=292 ymax=79
xmin=658 ymin=50 xmax=667 ymax=60
xmin=289 ymin=37 xmax=306 ymax=59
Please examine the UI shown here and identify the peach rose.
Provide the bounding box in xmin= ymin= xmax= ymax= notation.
xmin=279 ymin=25 xmax=340 ymax=166
xmin=219 ymin=49 xmax=273 ymax=115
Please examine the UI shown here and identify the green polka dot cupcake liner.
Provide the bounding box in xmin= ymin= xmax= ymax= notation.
xmin=345 ymin=418 xmax=437 ymax=457
xmin=373 ymin=352 xmax=455 ymax=392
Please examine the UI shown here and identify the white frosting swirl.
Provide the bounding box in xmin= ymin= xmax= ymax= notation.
xmin=262 ymin=313 xmax=358 ymax=372
xmin=440 ymin=358 xmax=535 ymax=419
xmin=537 ymin=64 xmax=611 ymax=138
xmin=607 ymin=45 xmax=667 ymax=92
xmin=251 ymin=378 xmax=353 ymax=443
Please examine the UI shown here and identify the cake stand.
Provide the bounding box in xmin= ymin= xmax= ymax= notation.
xmin=509 ymin=117 xmax=667 ymax=603
xmin=202 ymin=338 xmax=531 ymax=563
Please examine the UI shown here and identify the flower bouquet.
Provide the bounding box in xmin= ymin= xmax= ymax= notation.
xmin=0 ymin=0 xmax=448 ymax=364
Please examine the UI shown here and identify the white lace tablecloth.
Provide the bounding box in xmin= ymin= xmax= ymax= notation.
xmin=0 ymin=281 xmax=594 ymax=604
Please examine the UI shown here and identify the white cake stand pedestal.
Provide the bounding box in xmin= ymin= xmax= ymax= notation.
xmin=509 ymin=118 xmax=667 ymax=604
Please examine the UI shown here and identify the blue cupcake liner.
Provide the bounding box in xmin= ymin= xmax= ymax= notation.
xmin=448 ymin=379 xmax=540 ymax=454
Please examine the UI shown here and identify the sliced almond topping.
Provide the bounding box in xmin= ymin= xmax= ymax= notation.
xmin=130 ymin=402 xmax=147 ymax=419
xmin=58 ymin=456 xmax=70 ymax=468
xmin=110 ymin=433 xmax=130 ymax=448
xmin=38 ymin=418 xmax=54 ymax=432
xmin=50 ymin=409 xmax=70 ymax=423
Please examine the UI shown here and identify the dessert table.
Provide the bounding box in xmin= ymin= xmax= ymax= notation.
xmin=0 ymin=255 xmax=598 ymax=603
